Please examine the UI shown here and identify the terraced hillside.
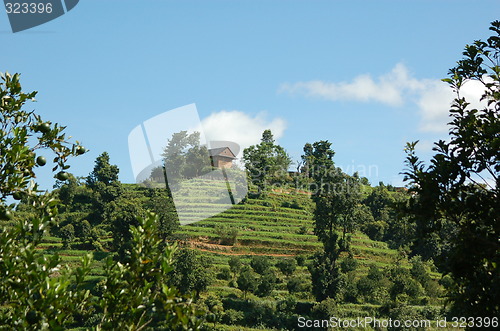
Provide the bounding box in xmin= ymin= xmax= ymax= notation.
xmin=2 ymin=180 xmax=444 ymax=330
xmin=173 ymin=179 xmax=401 ymax=264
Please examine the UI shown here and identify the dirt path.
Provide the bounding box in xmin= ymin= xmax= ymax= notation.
xmin=185 ymin=240 xmax=296 ymax=257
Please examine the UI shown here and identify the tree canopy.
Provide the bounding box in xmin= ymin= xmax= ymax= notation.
xmin=403 ymin=21 xmax=500 ymax=317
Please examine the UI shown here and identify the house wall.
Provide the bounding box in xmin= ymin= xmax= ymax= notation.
xmin=212 ymin=156 xmax=233 ymax=169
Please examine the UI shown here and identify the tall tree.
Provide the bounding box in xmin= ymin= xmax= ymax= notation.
xmin=86 ymin=152 xmax=123 ymax=224
xmin=168 ymin=249 xmax=212 ymax=300
xmin=403 ymin=21 xmax=500 ymax=317
xmin=161 ymin=131 xmax=211 ymax=184
xmin=301 ymin=140 xmax=335 ymax=186
xmin=243 ymin=129 xmax=291 ymax=192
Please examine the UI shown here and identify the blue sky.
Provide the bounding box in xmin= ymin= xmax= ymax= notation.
xmin=1 ymin=0 xmax=499 ymax=189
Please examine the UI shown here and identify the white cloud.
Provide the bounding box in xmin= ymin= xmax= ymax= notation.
xmin=200 ymin=110 xmax=286 ymax=156
xmin=279 ymin=63 xmax=422 ymax=106
xmin=279 ymin=63 xmax=489 ymax=133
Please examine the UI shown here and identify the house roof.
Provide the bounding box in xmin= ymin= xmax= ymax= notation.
xmin=208 ymin=147 xmax=236 ymax=159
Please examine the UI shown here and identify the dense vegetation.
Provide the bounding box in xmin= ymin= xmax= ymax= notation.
xmin=1 ymin=21 xmax=498 ymax=330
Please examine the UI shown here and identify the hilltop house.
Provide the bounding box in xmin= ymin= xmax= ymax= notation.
xmin=209 ymin=147 xmax=235 ymax=169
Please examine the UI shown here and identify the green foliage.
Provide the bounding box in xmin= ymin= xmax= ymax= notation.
xmin=161 ymin=131 xmax=212 ymax=183
xmin=0 ymin=73 xmax=90 ymax=328
xmin=301 ymin=140 xmax=335 ymax=184
xmin=0 ymin=198 xmax=93 ymax=329
xmin=308 ymin=251 xmax=347 ymax=302
xmin=403 ymin=21 xmax=500 ymax=316
xmin=0 ymin=72 xmax=85 ymax=205
xmin=295 ymin=254 xmax=307 ymax=266
xmin=216 ymin=267 xmax=231 ymax=280
xmin=86 ymin=152 xmax=122 ymax=203
xmin=256 ymin=270 xmax=277 ymax=297
xmin=275 ymin=258 xmax=297 ymax=277
xmin=286 ymin=276 xmax=310 ymax=294
xmin=340 ymin=256 xmax=358 ymax=273
xmin=228 ymin=256 xmax=242 ymax=279
xmin=215 ymin=224 xmax=238 ymax=245
xmin=60 ymin=223 xmax=75 ymax=248
xmin=221 ymin=309 xmax=244 ymax=325
xmin=237 ymin=266 xmax=258 ymax=299
xmin=243 ymin=129 xmax=292 ymax=192
xmin=0 ymin=75 xmax=204 ymax=330
xmin=97 ymin=213 xmax=204 ymax=329
xmin=250 ymin=255 xmax=272 ymax=275
xmin=146 ymin=189 xmax=179 ymax=240
xmin=307 ymin=142 xmax=363 ymax=262
xmin=110 ymin=194 xmax=144 ymax=258
xmin=169 ymin=248 xmax=213 ymax=299
xmin=356 ymin=264 xmax=390 ymax=304
xmin=388 ymin=266 xmax=423 ymax=303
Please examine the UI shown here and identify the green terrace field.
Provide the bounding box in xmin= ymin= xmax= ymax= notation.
xmin=1 ymin=180 xmax=445 ymax=330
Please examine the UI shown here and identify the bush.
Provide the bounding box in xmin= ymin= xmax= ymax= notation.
xmin=295 ymin=254 xmax=307 ymax=266
xmin=256 ymin=271 xmax=277 ymax=297
xmin=296 ymin=225 xmax=308 ymax=235
xmin=228 ymin=256 xmax=242 ymax=278
xmin=60 ymin=223 xmax=75 ymax=248
xmin=276 ymin=258 xmax=297 ymax=277
xmin=250 ymin=256 xmax=271 ymax=275
xmin=287 ymin=276 xmax=308 ymax=294
xmin=340 ymin=257 xmax=358 ymax=273
xmin=221 ymin=309 xmax=244 ymax=325
xmin=217 ymin=267 xmax=231 ymax=281
xmin=215 ymin=225 xmax=238 ymax=245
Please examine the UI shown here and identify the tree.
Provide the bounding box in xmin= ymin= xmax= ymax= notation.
xmin=308 ymin=251 xmax=347 ymax=302
xmin=0 ymin=72 xmax=84 ymax=206
xmin=243 ymin=129 xmax=291 ymax=192
xmin=228 ymin=256 xmax=242 ymax=279
xmin=276 ymin=258 xmax=297 ymax=277
xmin=162 ymin=131 xmax=211 ymax=184
xmin=146 ymin=189 xmax=179 ymax=240
xmin=87 ymin=152 xmax=122 ymax=204
xmin=97 ymin=213 xmax=204 ymax=330
xmin=60 ymin=223 xmax=75 ymax=248
xmin=313 ymin=173 xmax=362 ymax=259
xmin=301 ymin=140 xmax=335 ymax=186
xmin=169 ymin=248 xmax=212 ymax=299
xmin=402 ymin=21 xmax=500 ymax=316
xmin=237 ymin=266 xmax=258 ymax=299
xmin=87 ymin=152 xmax=119 ymax=188
xmin=110 ymin=194 xmax=144 ymax=258
xmin=256 ymin=270 xmax=277 ymax=297
xmin=250 ymin=255 xmax=272 ymax=275
xmin=0 ymin=72 xmax=91 ymax=329
xmin=306 ymin=140 xmax=365 ymax=301
xmin=0 ymin=73 xmax=204 ymax=329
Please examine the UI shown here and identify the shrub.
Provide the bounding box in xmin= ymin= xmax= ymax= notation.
xmin=60 ymin=223 xmax=75 ymax=248
xmin=297 ymin=225 xmax=308 ymax=235
xmin=295 ymin=254 xmax=307 ymax=266
xmin=228 ymin=256 xmax=242 ymax=278
xmin=217 ymin=267 xmax=231 ymax=281
xmin=237 ymin=266 xmax=258 ymax=299
xmin=340 ymin=257 xmax=358 ymax=273
xmin=287 ymin=276 xmax=308 ymax=294
xmin=256 ymin=271 xmax=277 ymax=297
xmin=276 ymin=258 xmax=297 ymax=277
xmin=250 ymin=256 xmax=272 ymax=275
xmin=221 ymin=309 xmax=244 ymax=325
xmin=215 ymin=225 xmax=238 ymax=245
